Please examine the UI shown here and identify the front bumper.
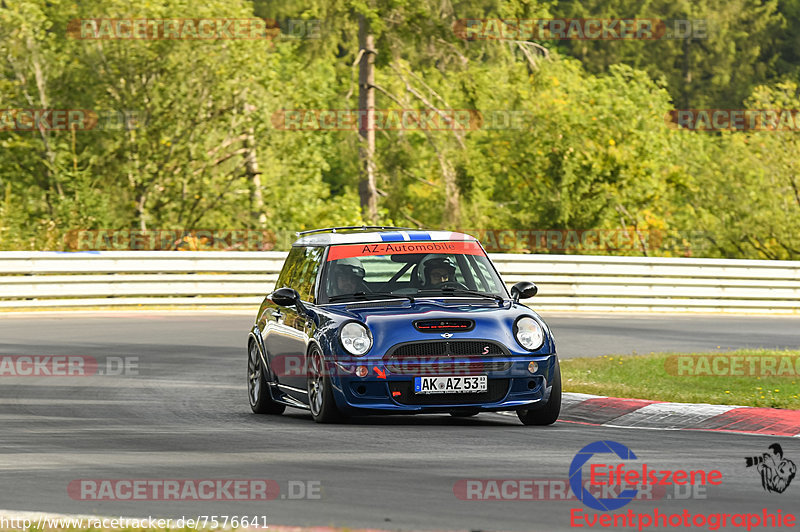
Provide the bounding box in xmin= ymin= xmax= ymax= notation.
xmin=328 ymin=355 xmax=557 ymax=414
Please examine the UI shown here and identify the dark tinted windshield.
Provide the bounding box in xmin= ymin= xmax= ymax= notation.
xmin=319 ymin=241 xmax=507 ymax=303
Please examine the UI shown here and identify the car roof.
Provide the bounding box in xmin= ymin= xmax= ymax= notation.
xmin=293 ymin=228 xmax=478 ymax=247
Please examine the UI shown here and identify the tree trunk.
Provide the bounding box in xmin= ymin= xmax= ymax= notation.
xmin=358 ymin=14 xmax=378 ymax=223
xmin=126 ymin=126 xmax=146 ymax=231
xmin=245 ymin=126 xmax=266 ymax=227
xmin=437 ymin=151 xmax=460 ymax=227
xmin=136 ymin=191 xmax=147 ymax=231
xmin=682 ymin=36 xmax=692 ymax=109
xmin=29 ymin=36 xmax=62 ymax=198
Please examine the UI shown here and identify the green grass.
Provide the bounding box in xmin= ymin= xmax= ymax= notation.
xmin=561 ymin=348 xmax=800 ymax=409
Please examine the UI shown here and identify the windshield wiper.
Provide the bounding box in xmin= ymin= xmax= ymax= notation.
xmin=328 ymin=292 xmax=415 ymax=303
xmin=417 ymin=288 xmax=505 ymax=303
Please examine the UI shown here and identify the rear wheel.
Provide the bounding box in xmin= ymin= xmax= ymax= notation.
xmin=248 ymin=341 xmax=285 ymax=415
xmin=307 ymin=347 xmax=346 ymax=423
xmin=517 ymin=359 xmax=561 ymax=426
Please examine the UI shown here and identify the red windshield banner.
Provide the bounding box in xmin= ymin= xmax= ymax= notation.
xmin=327 ymin=241 xmax=485 ymax=261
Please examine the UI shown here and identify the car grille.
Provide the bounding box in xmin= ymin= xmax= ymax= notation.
xmin=388 ymin=340 xmax=506 ymax=358
xmin=388 ymin=379 xmax=510 ymax=405
xmin=386 ymin=359 xmax=511 ymax=375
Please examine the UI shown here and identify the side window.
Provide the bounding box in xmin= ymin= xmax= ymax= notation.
xmin=468 ymin=255 xmax=505 ymax=293
xmin=276 ymin=247 xmax=305 ymax=290
xmin=293 ymin=246 xmax=324 ymax=302
xmin=471 ymin=258 xmax=492 ymax=291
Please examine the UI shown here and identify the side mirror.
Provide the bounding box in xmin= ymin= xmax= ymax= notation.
xmin=272 ymin=287 xmax=300 ymax=307
xmin=511 ymin=281 xmax=538 ymax=302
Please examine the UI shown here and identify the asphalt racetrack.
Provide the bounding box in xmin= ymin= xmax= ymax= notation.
xmin=1 ymin=312 xmax=799 ymax=531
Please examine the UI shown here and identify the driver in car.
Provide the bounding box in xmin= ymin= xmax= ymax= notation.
xmin=423 ymin=257 xmax=457 ymax=288
xmin=329 ymin=257 xmax=368 ymax=296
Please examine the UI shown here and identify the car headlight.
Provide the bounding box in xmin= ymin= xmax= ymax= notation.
xmin=340 ymin=322 xmax=372 ymax=356
xmin=515 ymin=317 xmax=544 ymax=351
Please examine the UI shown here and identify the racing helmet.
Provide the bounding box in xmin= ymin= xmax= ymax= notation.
xmin=420 ymin=256 xmax=457 ymax=287
xmin=328 ymin=257 xmax=366 ymax=292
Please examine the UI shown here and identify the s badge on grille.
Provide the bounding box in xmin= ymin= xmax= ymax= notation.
xmin=440 ymin=333 xmax=453 ymax=338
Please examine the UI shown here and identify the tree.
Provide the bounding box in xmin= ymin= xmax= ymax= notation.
xmin=683 ymin=82 xmax=800 ymax=259
xmin=552 ymin=0 xmax=784 ymax=108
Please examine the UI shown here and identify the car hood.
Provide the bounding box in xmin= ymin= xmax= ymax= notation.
xmin=319 ymin=299 xmax=553 ymax=356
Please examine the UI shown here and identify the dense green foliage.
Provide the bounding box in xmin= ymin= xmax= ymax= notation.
xmin=1 ymin=0 xmax=799 ymax=257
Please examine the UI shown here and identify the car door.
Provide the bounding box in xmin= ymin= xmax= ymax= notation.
xmin=267 ymin=246 xmax=324 ymax=399
xmin=262 ymin=247 xmax=305 ymax=389
xmin=279 ymin=245 xmax=324 ymax=392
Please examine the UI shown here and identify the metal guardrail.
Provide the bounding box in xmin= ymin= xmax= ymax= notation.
xmin=0 ymin=251 xmax=799 ymax=313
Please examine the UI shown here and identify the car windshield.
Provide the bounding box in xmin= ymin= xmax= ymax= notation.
xmin=319 ymin=240 xmax=508 ymax=303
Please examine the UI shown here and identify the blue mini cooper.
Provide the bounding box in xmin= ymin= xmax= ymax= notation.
xmin=247 ymin=227 xmax=561 ymax=425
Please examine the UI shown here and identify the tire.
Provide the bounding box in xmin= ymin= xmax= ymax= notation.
xmin=449 ymin=408 xmax=480 ymax=417
xmin=307 ymin=346 xmax=346 ymax=423
xmin=248 ymin=341 xmax=286 ymax=415
xmin=517 ymin=358 xmax=561 ymax=426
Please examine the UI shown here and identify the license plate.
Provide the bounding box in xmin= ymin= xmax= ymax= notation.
xmin=414 ymin=375 xmax=487 ymax=394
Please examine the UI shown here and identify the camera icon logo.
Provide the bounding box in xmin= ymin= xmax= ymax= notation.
xmin=744 ymin=443 xmax=796 ymax=494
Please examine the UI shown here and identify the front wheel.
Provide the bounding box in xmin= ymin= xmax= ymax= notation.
xmin=307 ymin=347 xmax=346 ymax=423
xmin=517 ymin=358 xmax=561 ymax=426
xmin=248 ymin=341 xmax=285 ymax=415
